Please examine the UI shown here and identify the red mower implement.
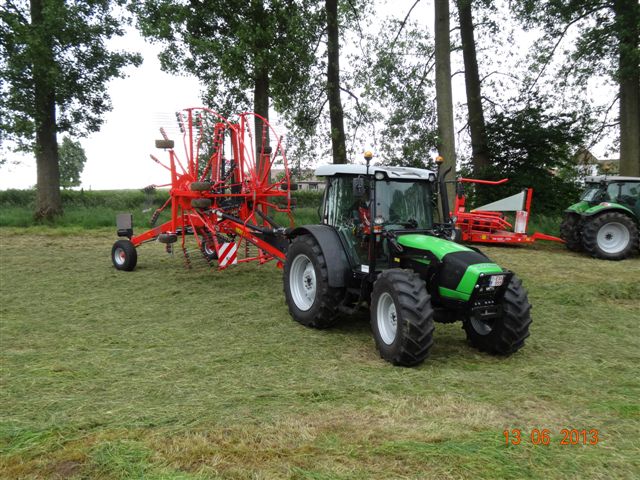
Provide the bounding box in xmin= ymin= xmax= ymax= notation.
xmin=111 ymin=107 xmax=295 ymax=272
xmin=453 ymin=177 xmax=563 ymax=245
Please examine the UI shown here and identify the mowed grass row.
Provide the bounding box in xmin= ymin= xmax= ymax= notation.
xmin=0 ymin=229 xmax=639 ymax=479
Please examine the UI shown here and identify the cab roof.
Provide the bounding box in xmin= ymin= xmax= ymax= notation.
xmin=585 ymin=175 xmax=640 ymax=183
xmin=315 ymin=164 xmax=436 ymax=180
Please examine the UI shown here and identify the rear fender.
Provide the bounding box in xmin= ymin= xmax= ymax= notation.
xmin=582 ymin=204 xmax=636 ymax=221
xmin=288 ymin=225 xmax=350 ymax=288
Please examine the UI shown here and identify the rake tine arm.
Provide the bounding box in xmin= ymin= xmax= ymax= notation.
xmin=150 ymin=154 xmax=171 ymax=171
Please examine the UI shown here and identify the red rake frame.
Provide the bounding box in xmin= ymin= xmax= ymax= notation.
xmin=130 ymin=107 xmax=294 ymax=268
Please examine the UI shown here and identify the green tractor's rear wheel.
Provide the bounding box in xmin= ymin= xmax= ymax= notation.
xmin=463 ymin=275 xmax=531 ymax=355
xmin=370 ymin=269 xmax=435 ymax=367
xmin=560 ymin=213 xmax=583 ymax=251
xmin=283 ymin=235 xmax=345 ymax=329
xmin=582 ymin=212 xmax=638 ymax=260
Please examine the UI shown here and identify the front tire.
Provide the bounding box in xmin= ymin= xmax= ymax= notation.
xmin=370 ymin=269 xmax=435 ymax=367
xmin=112 ymin=239 xmax=137 ymax=271
xmin=560 ymin=213 xmax=582 ymax=252
xmin=582 ymin=212 xmax=638 ymax=260
xmin=463 ymin=275 xmax=531 ymax=355
xmin=283 ymin=235 xmax=345 ymax=329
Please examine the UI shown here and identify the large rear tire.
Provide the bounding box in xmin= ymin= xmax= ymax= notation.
xmin=560 ymin=213 xmax=582 ymax=252
xmin=283 ymin=235 xmax=345 ymax=329
xmin=370 ymin=269 xmax=435 ymax=367
xmin=463 ymin=275 xmax=531 ymax=355
xmin=582 ymin=212 xmax=638 ymax=260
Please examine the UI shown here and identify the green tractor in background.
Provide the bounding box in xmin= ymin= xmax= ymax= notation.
xmin=283 ymin=154 xmax=532 ymax=366
xmin=560 ymin=176 xmax=640 ymax=260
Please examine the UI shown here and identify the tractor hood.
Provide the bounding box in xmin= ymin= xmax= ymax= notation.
xmin=397 ymin=234 xmax=505 ymax=302
xmin=397 ymin=234 xmax=472 ymax=260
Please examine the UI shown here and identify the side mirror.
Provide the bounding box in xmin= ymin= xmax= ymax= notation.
xmin=353 ymin=177 xmax=365 ymax=198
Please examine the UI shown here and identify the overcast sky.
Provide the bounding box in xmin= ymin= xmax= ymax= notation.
xmin=0 ymin=0 xmax=616 ymax=190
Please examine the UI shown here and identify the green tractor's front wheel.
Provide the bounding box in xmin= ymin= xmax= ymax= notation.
xmin=560 ymin=213 xmax=583 ymax=252
xmin=370 ymin=269 xmax=435 ymax=367
xmin=463 ymin=275 xmax=531 ymax=355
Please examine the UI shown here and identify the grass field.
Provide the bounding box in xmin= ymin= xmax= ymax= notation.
xmin=1 ymin=228 xmax=639 ymax=479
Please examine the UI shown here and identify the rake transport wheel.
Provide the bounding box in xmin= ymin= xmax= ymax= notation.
xmin=158 ymin=233 xmax=178 ymax=244
xmin=560 ymin=213 xmax=583 ymax=252
xmin=284 ymin=235 xmax=345 ymax=329
xmin=191 ymin=198 xmax=212 ymax=209
xmin=581 ymin=212 xmax=638 ymax=260
xmin=463 ymin=275 xmax=532 ymax=355
xmin=190 ymin=181 xmax=213 ymax=191
xmin=111 ymin=239 xmax=137 ymax=271
xmin=370 ymin=269 xmax=435 ymax=367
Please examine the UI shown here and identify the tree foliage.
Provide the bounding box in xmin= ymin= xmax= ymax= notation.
xmin=514 ymin=0 xmax=640 ymax=175
xmin=58 ymin=136 xmax=86 ymax=189
xmin=474 ymin=96 xmax=592 ymax=215
xmin=363 ymin=18 xmax=438 ymax=168
xmin=0 ymin=0 xmax=142 ymax=151
xmin=132 ymin=0 xmax=323 ymax=120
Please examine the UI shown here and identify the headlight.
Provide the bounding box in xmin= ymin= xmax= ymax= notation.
xmin=489 ymin=274 xmax=506 ymax=287
xmin=428 ymin=173 xmax=436 ymax=182
xmin=374 ymin=171 xmax=385 ymax=180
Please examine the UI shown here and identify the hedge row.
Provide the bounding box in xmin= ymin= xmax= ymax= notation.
xmin=0 ymin=188 xmax=324 ymax=209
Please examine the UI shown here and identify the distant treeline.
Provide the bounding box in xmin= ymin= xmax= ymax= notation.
xmin=0 ymin=188 xmax=324 ymax=209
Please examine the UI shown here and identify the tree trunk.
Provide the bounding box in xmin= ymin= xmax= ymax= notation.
xmin=326 ymin=0 xmax=347 ymax=164
xmin=251 ymin=0 xmax=271 ymax=179
xmin=434 ymin=0 xmax=456 ymax=214
xmin=457 ymin=0 xmax=490 ymax=175
xmin=253 ymin=60 xmax=271 ymax=163
xmin=31 ymin=0 xmax=62 ymax=220
xmin=615 ymin=0 xmax=640 ymax=177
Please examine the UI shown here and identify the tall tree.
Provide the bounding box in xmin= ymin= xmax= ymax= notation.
xmin=134 ymin=1 xmax=322 ymax=161
xmin=515 ymin=0 xmax=640 ymax=176
xmin=326 ymin=0 xmax=347 ymax=164
xmin=456 ymin=0 xmax=490 ymax=175
xmin=58 ymin=136 xmax=87 ymax=189
xmin=0 ymin=0 xmax=141 ymax=219
xmin=434 ymin=0 xmax=456 ymax=212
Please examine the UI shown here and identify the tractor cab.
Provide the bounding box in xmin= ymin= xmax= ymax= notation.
xmin=581 ymin=176 xmax=640 ymax=217
xmin=316 ymin=163 xmax=441 ymax=271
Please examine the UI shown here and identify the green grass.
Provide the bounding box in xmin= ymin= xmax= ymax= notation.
xmin=1 ymin=230 xmax=639 ymax=479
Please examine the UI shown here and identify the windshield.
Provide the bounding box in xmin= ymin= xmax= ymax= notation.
xmin=581 ymin=185 xmax=604 ymax=202
xmin=375 ymin=180 xmax=434 ymax=229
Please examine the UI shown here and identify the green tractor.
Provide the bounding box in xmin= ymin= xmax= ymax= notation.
xmin=283 ymin=154 xmax=532 ymax=366
xmin=560 ymin=176 xmax=640 ymax=260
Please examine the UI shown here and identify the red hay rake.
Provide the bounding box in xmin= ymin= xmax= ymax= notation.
xmin=112 ymin=107 xmax=295 ymax=271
